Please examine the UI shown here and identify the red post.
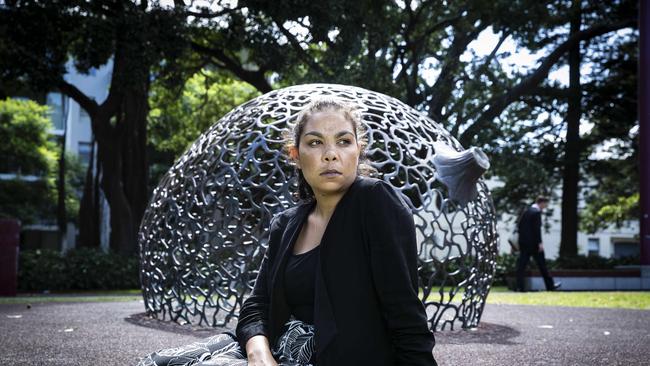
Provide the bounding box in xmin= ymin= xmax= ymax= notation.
xmin=0 ymin=219 xmax=20 ymax=296
xmin=640 ymin=0 xmax=650 ymax=267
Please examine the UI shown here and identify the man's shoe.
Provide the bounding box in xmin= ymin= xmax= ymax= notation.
xmin=549 ymin=282 xmax=561 ymax=291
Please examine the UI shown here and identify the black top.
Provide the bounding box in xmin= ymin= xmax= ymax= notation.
xmin=284 ymin=244 xmax=320 ymax=324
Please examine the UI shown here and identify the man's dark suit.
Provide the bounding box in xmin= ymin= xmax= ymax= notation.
xmin=236 ymin=175 xmax=437 ymax=365
xmin=515 ymin=204 xmax=555 ymax=291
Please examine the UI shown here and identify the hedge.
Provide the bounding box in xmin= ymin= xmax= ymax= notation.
xmin=17 ymin=248 xmax=639 ymax=291
xmin=18 ymin=248 xmax=139 ymax=291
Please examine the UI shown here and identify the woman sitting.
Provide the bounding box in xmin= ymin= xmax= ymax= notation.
xmin=138 ymin=98 xmax=437 ymax=366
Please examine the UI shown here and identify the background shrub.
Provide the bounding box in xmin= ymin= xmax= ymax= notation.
xmin=493 ymin=253 xmax=518 ymax=286
xmin=549 ymin=254 xmax=639 ymax=270
xmin=17 ymin=249 xmax=68 ymax=291
xmin=18 ymin=248 xmax=139 ymax=291
xmin=490 ymin=253 xmax=640 ymax=286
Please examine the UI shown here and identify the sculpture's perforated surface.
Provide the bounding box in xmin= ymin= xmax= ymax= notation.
xmin=139 ymin=84 xmax=498 ymax=331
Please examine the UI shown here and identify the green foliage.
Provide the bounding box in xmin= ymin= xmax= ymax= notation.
xmin=0 ymin=179 xmax=56 ymax=225
xmin=17 ymin=249 xmax=68 ymax=291
xmin=581 ymin=193 xmax=639 ymax=234
xmin=493 ymin=253 xmax=519 ymax=285
xmin=423 ymin=252 xmax=640 ymax=289
xmin=18 ymin=248 xmax=139 ymax=291
xmin=549 ymin=254 xmax=639 ymax=270
xmin=149 ymin=70 xmax=260 ymax=158
xmin=0 ymin=2 xmax=189 ymax=93
xmin=492 ymin=253 xmax=639 ymax=286
xmin=0 ymin=98 xmax=59 ymax=224
xmin=488 ymin=144 xmax=558 ymax=217
xmin=148 ymin=69 xmax=260 ymax=188
xmin=576 ymin=34 xmax=639 ymax=233
xmin=0 ymin=98 xmax=57 ymax=175
xmin=63 ymin=153 xmax=86 ymax=225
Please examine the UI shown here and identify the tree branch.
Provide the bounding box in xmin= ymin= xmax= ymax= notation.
xmin=394 ymin=8 xmax=461 ymax=90
xmin=414 ymin=14 xmax=463 ymax=45
xmin=426 ymin=22 xmax=487 ymax=121
xmin=57 ymin=79 xmax=99 ymax=116
xmin=458 ymin=18 xmax=636 ymax=147
xmin=451 ymin=30 xmax=512 ymax=134
xmin=185 ymin=6 xmax=243 ymax=19
xmin=482 ymin=30 xmax=511 ymax=70
xmin=389 ymin=40 xmax=404 ymax=71
xmin=191 ymin=42 xmax=272 ymax=93
xmin=57 ymin=78 xmax=118 ymax=144
xmin=273 ymin=20 xmax=330 ymax=77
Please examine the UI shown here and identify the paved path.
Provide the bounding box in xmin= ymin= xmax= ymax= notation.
xmin=0 ymin=300 xmax=648 ymax=365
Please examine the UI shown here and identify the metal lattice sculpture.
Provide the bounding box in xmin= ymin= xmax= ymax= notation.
xmin=139 ymin=84 xmax=498 ymax=331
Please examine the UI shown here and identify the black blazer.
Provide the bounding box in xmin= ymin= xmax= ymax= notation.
xmin=518 ymin=205 xmax=542 ymax=252
xmin=236 ymin=175 xmax=437 ymax=366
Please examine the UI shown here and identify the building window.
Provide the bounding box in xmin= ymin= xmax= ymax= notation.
xmin=79 ymin=108 xmax=90 ymax=125
xmin=613 ymin=241 xmax=639 ymax=259
xmin=587 ymin=238 xmax=600 ymax=257
xmin=46 ymin=92 xmax=65 ymax=130
xmin=78 ymin=142 xmax=92 ymax=166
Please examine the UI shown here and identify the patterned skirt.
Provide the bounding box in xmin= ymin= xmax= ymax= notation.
xmin=137 ymin=316 xmax=315 ymax=366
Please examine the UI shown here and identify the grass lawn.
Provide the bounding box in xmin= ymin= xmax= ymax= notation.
xmin=0 ymin=289 xmax=142 ymax=304
xmin=485 ymin=286 xmax=650 ymax=310
xmin=0 ymin=290 xmax=234 ymax=305
xmin=424 ymin=286 xmax=650 ymax=310
xmin=3 ymin=287 xmax=650 ymax=310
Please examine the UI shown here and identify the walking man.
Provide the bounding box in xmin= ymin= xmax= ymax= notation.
xmin=515 ymin=196 xmax=561 ymax=292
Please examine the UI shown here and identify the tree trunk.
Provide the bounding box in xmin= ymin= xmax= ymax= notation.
xmin=56 ymin=113 xmax=67 ymax=244
xmin=93 ymin=117 xmax=138 ymax=256
xmin=559 ymin=0 xmax=582 ymax=258
xmin=78 ymin=135 xmax=101 ymax=248
xmin=80 ymin=94 xmax=148 ymax=256
xmin=74 ymin=85 xmax=149 ymax=256
xmin=98 ymin=82 xmax=150 ymax=256
xmin=120 ymin=82 xmax=150 ymax=243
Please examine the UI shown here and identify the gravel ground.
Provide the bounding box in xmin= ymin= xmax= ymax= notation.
xmin=0 ymin=299 xmax=649 ymax=365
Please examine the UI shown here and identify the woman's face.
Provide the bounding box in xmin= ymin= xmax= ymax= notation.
xmin=294 ymin=110 xmax=361 ymax=198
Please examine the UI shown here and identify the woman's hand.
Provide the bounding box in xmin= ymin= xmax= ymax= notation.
xmin=246 ymin=335 xmax=278 ymax=366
